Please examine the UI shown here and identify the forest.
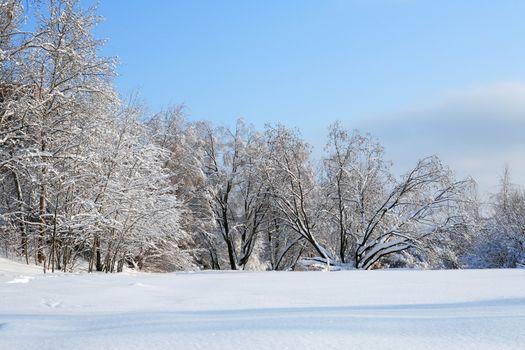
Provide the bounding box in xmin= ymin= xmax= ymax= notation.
xmin=1 ymin=0 xmax=524 ymax=273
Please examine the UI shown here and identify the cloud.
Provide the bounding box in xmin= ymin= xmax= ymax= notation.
xmin=449 ymin=148 xmax=525 ymax=193
xmin=360 ymin=82 xmax=525 ymax=194
xmin=445 ymin=82 xmax=525 ymax=122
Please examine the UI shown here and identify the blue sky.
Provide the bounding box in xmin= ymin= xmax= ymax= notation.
xmin=90 ymin=0 xmax=525 ymax=193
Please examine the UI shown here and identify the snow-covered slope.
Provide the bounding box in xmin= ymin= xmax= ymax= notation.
xmin=0 ymin=257 xmax=43 ymax=275
xmin=0 ymin=258 xmax=524 ymax=350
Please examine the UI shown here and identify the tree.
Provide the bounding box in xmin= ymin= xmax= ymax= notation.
xmin=86 ymin=107 xmax=192 ymax=272
xmin=147 ymin=106 xmax=213 ymax=269
xmin=0 ymin=1 xmax=192 ymax=272
xmin=0 ymin=0 xmax=117 ymax=268
xmin=467 ymin=167 xmax=525 ymax=268
xmin=0 ymin=0 xmax=37 ymax=262
xmin=353 ymin=156 xmax=472 ymax=269
xmin=321 ymin=122 xmax=473 ymax=269
xmin=200 ymin=119 xmax=269 ymax=270
xmin=261 ymin=124 xmax=332 ymax=263
xmin=321 ymin=122 xmax=391 ymax=263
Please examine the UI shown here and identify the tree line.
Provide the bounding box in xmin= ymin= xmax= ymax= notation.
xmin=1 ymin=0 xmax=523 ymax=272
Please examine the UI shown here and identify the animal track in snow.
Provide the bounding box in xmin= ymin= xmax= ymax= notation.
xmin=41 ymin=298 xmax=63 ymax=308
xmin=6 ymin=276 xmax=34 ymax=284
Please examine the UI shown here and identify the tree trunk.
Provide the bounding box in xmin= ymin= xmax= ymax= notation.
xmin=37 ymin=182 xmax=46 ymax=264
xmin=226 ymin=237 xmax=237 ymax=270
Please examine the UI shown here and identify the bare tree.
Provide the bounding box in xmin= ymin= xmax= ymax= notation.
xmin=353 ymin=156 xmax=472 ymax=269
xmin=1 ymin=1 xmax=193 ymax=272
xmin=147 ymin=107 xmax=213 ymax=269
xmin=261 ymin=124 xmax=332 ymax=263
xmin=468 ymin=167 xmax=525 ymax=268
xmin=199 ymin=119 xmax=270 ymax=270
xmin=321 ymin=122 xmax=391 ymax=263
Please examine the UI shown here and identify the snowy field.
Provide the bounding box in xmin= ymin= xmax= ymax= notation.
xmin=1 ymin=258 xmax=524 ymax=350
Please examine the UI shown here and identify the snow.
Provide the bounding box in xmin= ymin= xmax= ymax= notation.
xmin=0 ymin=258 xmax=524 ymax=350
xmin=6 ymin=276 xmax=34 ymax=284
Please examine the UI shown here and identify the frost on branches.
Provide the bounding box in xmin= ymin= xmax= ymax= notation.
xmin=1 ymin=0 xmax=522 ymax=272
xmin=0 ymin=0 xmax=191 ymax=272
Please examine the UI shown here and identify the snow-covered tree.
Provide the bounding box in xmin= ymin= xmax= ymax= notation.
xmin=261 ymin=124 xmax=332 ymax=264
xmin=1 ymin=0 xmax=117 ymax=267
xmin=321 ymin=122 xmax=391 ymax=263
xmin=467 ymin=167 xmax=525 ymax=268
xmin=1 ymin=0 xmax=191 ymax=272
xmin=147 ymin=106 xmax=212 ymax=269
xmin=200 ymin=119 xmax=269 ymax=270
xmin=321 ymin=122 xmax=473 ymax=269
xmin=353 ymin=156 xmax=472 ymax=269
xmin=84 ymin=106 xmax=192 ymax=272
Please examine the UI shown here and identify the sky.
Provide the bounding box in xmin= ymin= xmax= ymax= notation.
xmin=88 ymin=0 xmax=525 ymax=194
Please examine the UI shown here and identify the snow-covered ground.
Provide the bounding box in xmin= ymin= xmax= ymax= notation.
xmin=1 ymin=258 xmax=524 ymax=350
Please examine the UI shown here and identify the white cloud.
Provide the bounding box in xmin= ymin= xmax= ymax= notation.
xmin=448 ymin=148 xmax=525 ymax=194
xmin=441 ymin=82 xmax=525 ymax=124
xmin=360 ymin=82 xmax=525 ymax=194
